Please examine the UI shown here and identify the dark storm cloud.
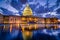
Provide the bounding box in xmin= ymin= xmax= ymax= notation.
xmin=20 ymin=0 xmax=27 ymax=4
xmin=0 ymin=0 xmax=60 ymax=18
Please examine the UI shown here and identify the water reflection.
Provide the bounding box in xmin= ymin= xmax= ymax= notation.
xmin=0 ymin=23 xmax=60 ymax=40
xmin=0 ymin=23 xmax=58 ymax=31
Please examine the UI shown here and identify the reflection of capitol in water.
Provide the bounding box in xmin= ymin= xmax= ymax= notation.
xmin=0 ymin=24 xmax=58 ymax=31
xmin=0 ymin=4 xmax=59 ymax=40
xmin=0 ymin=24 xmax=59 ymax=30
xmin=0 ymin=4 xmax=58 ymax=32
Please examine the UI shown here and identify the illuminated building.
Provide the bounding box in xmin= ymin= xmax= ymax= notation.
xmin=23 ymin=4 xmax=33 ymax=16
xmin=0 ymin=4 xmax=59 ymax=40
xmin=0 ymin=4 xmax=58 ymax=32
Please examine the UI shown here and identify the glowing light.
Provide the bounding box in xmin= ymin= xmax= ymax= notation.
xmin=23 ymin=4 xmax=33 ymax=16
xmin=26 ymin=31 xmax=30 ymax=36
xmin=4 ymin=24 xmax=5 ymax=29
xmin=22 ymin=26 xmax=25 ymax=32
xmin=35 ymin=24 xmax=37 ymax=29
xmin=22 ymin=18 xmax=26 ymax=20
xmin=22 ymin=31 xmax=32 ymax=40
xmin=10 ymin=24 xmax=12 ymax=32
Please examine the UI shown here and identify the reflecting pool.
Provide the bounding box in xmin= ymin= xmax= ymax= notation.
xmin=0 ymin=23 xmax=60 ymax=40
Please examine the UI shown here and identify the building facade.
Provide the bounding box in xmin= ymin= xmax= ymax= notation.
xmin=0 ymin=4 xmax=58 ymax=32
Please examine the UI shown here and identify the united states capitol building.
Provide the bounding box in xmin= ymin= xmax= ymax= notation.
xmin=0 ymin=4 xmax=58 ymax=32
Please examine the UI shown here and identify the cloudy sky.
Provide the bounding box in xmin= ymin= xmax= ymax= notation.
xmin=0 ymin=0 xmax=60 ymax=18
